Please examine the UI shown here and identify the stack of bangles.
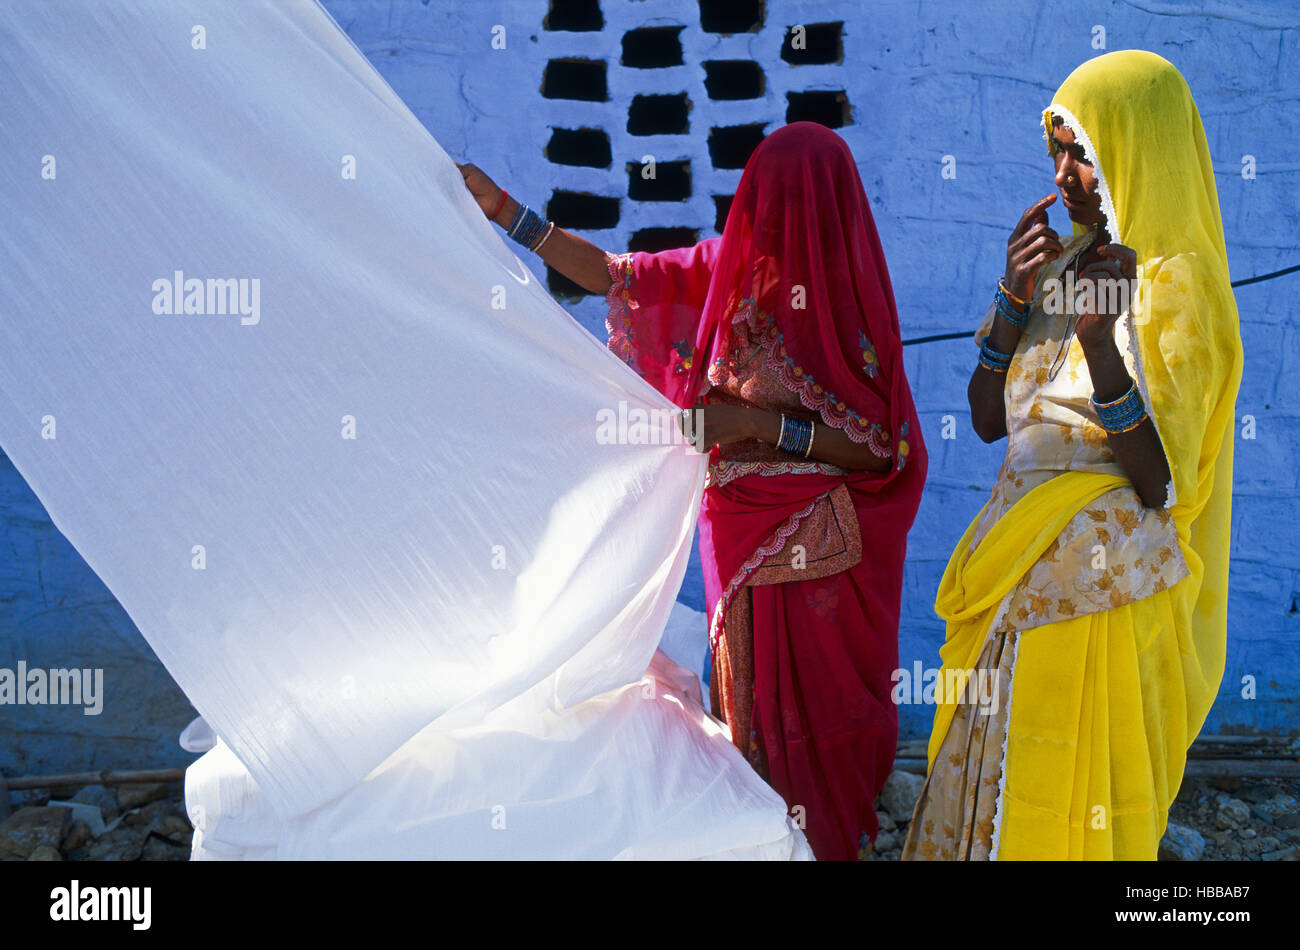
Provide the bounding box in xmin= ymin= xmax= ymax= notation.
xmin=977 ymin=279 xmax=1030 ymax=373
xmin=492 ymin=190 xmax=556 ymax=253
xmin=777 ymin=414 xmax=816 ymax=458
xmin=1091 ymin=380 xmax=1148 ymax=433
xmin=977 ymin=336 xmax=1014 ymax=373
xmin=995 ymin=277 xmax=1030 ymax=328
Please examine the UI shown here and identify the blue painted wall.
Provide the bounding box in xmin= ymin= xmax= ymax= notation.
xmin=2 ymin=0 xmax=1295 ymax=776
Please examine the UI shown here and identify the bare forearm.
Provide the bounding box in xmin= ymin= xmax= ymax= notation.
xmin=967 ymin=314 xmax=1022 ymax=442
xmin=492 ymin=196 xmax=611 ymax=295
xmin=1080 ymin=336 xmax=1171 ymax=508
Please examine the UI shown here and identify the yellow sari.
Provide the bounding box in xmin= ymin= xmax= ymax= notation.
xmin=917 ymin=51 xmax=1243 ymax=859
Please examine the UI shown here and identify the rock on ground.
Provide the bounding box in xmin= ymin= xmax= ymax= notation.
xmin=877 ymin=770 xmax=925 ymax=823
xmin=116 ymin=782 xmax=171 ymax=812
xmin=1158 ymin=822 xmax=1205 ymax=861
xmin=2 ymin=780 xmax=192 ymax=862
xmin=0 ymin=806 xmax=71 ymax=860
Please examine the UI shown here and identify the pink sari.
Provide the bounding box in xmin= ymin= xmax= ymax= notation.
xmin=605 ymin=123 xmax=927 ymax=859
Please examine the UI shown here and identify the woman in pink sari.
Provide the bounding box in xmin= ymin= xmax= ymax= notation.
xmin=458 ymin=122 xmax=927 ymax=860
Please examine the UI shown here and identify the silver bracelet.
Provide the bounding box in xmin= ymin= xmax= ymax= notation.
xmin=531 ymin=220 xmax=556 ymax=253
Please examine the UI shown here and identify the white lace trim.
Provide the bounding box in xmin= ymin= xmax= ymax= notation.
xmin=988 ymin=623 xmax=1020 ymax=862
xmin=1045 ymin=103 xmax=1118 ymax=240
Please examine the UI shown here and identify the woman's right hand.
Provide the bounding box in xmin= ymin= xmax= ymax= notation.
xmin=455 ymin=162 xmax=510 ymax=224
xmin=1004 ymin=193 xmax=1062 ymax=303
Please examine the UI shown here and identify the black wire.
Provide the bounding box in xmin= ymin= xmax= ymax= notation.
xmin=901 ymin=331 xmax=970 ymax=345
xmin=901 ymin=263 xmax=1299 ymax=346
xmin=1230 ymin=262 xmax=1300 ymax=288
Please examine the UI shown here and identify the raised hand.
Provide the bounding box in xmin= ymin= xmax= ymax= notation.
xmin=1005 ymin=194 xmax=1063 ymax=303
xmin=455 ymin=161 xmax=508 ymax=223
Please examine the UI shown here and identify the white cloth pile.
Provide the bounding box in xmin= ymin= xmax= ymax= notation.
xmin=0 ymin=0 xmax=810 ymax=859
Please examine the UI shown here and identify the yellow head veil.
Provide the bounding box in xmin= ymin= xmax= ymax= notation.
xmin=1043 ymin=50 xmax=1243 ymax=526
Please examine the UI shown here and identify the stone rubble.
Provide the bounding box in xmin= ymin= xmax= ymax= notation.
xmin=0 ymin=781 xmax=191 ymax=862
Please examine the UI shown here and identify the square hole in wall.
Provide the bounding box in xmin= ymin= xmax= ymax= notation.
xmin=541 ymin=59 xmax=608 ymax=101
xmin=713 ymin=195 xmax=734 ymax=233
xmin=629 ymin=227 xmax=700 ymax=253
xmin=621 ymin=26 xmax=684 ymax=68
xmin=544 ymin=0 xmax=603 ymax=32
xmin=702 ymin=60 xmax=764 ymax=100
xmin=627 ymin=93 xmax=691 ymax=136
xmin=627 ymin=159 xmax=691 ymax=201
xmin=545 ymin=128 xmax=612 ymax=168
xmin=780 ymin=22 xmax=843 ymax=65
xmin=546 ymin=190 xmax=621 ymax=230
xmin=707 ymin=123 xmax=767 ymax=169
xmin=699 ymin=0 xmax=764 ymax=34
xmin=785 ymin=90 xmax=850 ymax=128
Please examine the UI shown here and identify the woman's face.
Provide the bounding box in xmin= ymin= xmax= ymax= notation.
xmin=1051 ymin=119 xmax=1105 ymax=227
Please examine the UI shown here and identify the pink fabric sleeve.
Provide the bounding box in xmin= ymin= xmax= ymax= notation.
xmin=602 ymin=239 xmax=723 ymax=408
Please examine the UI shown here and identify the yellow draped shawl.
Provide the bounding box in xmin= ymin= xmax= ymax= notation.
xmin=930 ymin=51 xmax=1244 ymax=858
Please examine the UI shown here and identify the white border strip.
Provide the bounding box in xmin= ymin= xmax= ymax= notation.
xmin=1045 ymin=103 xmax=1177 ymax=509
xmin=988 ymin=625 xmax=1019 ymax=861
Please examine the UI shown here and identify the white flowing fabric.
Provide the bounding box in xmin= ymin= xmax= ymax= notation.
xmin=0 ymin=1 xmax=811 ymax=859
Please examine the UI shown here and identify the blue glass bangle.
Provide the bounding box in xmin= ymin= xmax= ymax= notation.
xmin=977 ymin=337 xmax=1014 ymax=363
xmin=977 ymin=337 xmax=1013 ymax=373
xmin=506 ymin=203 xmax=529 ymax=235
xmin=1091 ymin=381 xmax=1147 ymax=432
xmin=778 ymin=416 xmax=813 ymax=455
xmin=996 ymin=280 xmax=1030 ymax=311
xmin=507 ymin=204 xmax=548 ymax=249
xmin=994 ymin=288 xmax=1029 ymax=328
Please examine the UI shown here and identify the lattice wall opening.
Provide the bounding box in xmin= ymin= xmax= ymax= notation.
xmin=538 ymin=1 xmax=853 ymax=299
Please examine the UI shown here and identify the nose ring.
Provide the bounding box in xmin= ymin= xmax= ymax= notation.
xmin=1066 ymin=174 xmax=1077 ymax=185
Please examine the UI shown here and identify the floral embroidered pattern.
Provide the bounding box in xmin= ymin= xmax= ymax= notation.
xmin=858 ymin=330 xmax=879 ymax=378
xmin=808 ymin=584 xmax=839 ymax=619
xmin=999 ymin=496 xmax=1185 ymax=630
xmin=712 ymin=296 xmax=894 ymax=458
xmin=603 ymin=251 xmax=638 ymax=367
xmin=705 ymin=458 xmax=847 ymax=490
xmin=669 ymin=338 xmax=693 ymax=375
xmin=857 ymin=831 xmax=873 ymax=861
xmin=896 ymin=419 xmax=912 ymax=471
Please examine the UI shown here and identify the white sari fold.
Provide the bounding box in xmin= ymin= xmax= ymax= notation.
xmin=0 ymin=0 xmax=809 ymax=859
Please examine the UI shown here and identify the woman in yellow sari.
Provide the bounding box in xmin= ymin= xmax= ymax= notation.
xmin=902 ymin=50 xmax=1243 ymax=860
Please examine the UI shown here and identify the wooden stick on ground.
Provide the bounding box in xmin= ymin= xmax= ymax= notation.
xmin=3 ymin=768 xmax=186 ymax=792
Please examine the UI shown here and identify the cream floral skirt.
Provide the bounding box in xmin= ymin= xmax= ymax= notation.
xmin=901 ymin=629 xmax=1018 ymax=860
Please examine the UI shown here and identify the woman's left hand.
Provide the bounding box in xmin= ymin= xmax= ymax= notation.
xmin=680 ymin=402 xmax=755 ymax=450
xmin=1075 ymin=243 xmax=1137 ymax=349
